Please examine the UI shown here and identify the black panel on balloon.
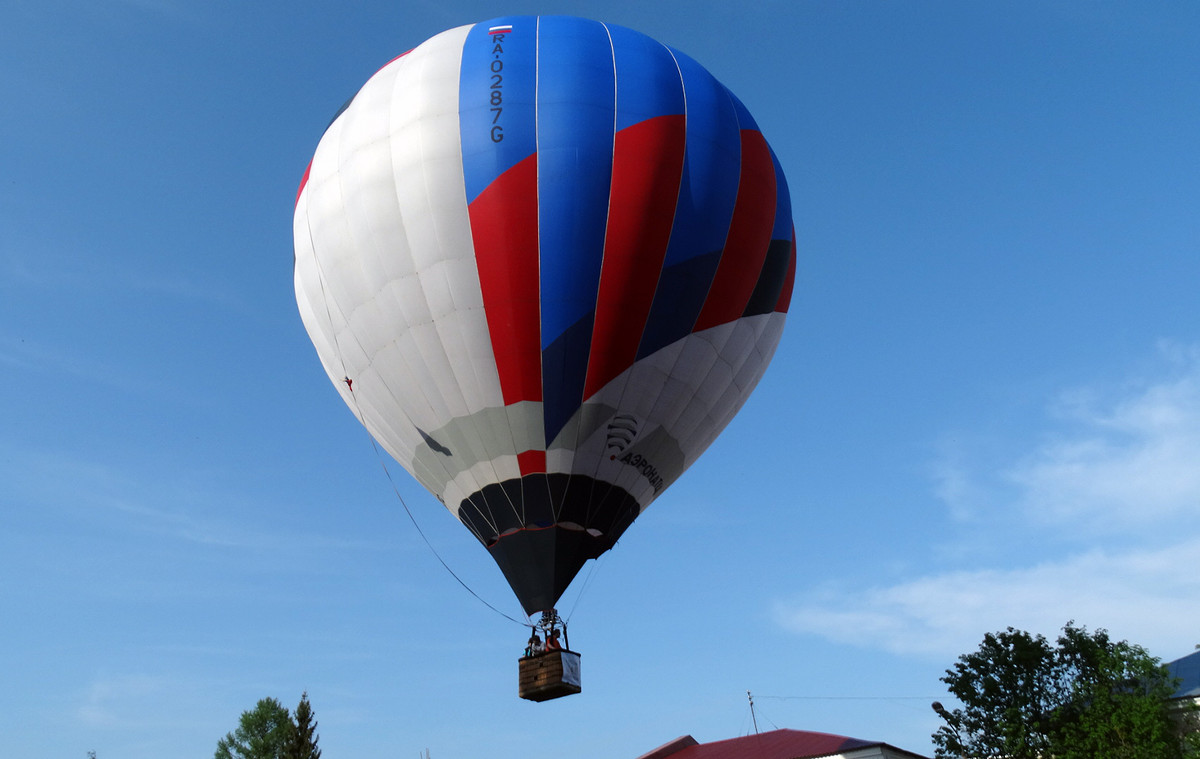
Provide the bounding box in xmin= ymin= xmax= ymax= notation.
xmin=743 ymin=237 xmax=793 ymax=317
xmin=457 ymin=474 xmax=641 ymax=615
xmin=520 ymin=474 xmax=556 ymax=527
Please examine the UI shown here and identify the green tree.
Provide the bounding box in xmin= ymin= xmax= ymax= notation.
xmin=1053 ymin=623 xmax=1184 ymax=759
xmin=215 ymin=697 xmax=293 ymax=759
xmin=933 ymin=627 xmax=1058 ymax=759
xmin=933 ymin=622 xmax=1190 ymax=759
xmin=282 ymin=692 xmax=321 ymax=759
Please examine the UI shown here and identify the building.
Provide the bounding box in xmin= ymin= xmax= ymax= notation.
xmin=1167 ymin=649 xmax=1200 ymax=740
xmin=635 ymin=729 xmax=930 ymax=759
xmin=1168 ymin=649 xmax=1200 ymax=702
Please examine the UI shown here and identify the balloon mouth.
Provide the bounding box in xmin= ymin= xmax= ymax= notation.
xmin=461 ymin=473 xmax=641 ymax=615
xmin=482 ymin=521 xmax=607 ymax=548
xmin=488 ymin=521 xmax=583 ymax=547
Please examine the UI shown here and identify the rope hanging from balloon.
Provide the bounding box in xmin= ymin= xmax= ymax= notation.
xmin=360 ymin=426 xmax=528 ymax=627
xmin=303 ymin=227 xmax=527 ymax=629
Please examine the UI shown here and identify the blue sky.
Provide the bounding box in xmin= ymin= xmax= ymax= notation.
xmin=3 ymin=1 xmax=1199 ymax=757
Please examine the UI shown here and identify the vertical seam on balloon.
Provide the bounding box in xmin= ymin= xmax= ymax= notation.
xmin=410 ymin=75 xmax=482 ymax=503
xmin=448 ymin=25 xmax=515 ymax=531
xmin=590 ymin=37 xmax=689 ymax=526
xmin=588 ymin=22 xmax=624 ymax=527
xmin=523 ymin=14 xmax=546 ymax=530
xmin=382 ymin=44 xmax=487 ymax=515
xmin=630 ymin=43 xmax=685 ymax=380
xmin=368 ymin=56 xmax=446 ymax=486
xmin=395 ymin=58 xmax=483 ymax=503
xmin=310 ymin=80 xmax=423 ymax=471
xmin=446 ymin=25 xmax=523 ymax=538
xmin=570 ymin=20 xmax=620 ymax=530
xmin=686 ymin=84 xmax=742 ymax=337
xmin=704 ymin=137 xmax=778 ymax=431
xmin=300 ymin=145 xmax=448 ymax=506
xmin=468 ymin=19 xmax=544 ymax=540
xmin=604 ymin=44 xmax=693 ymax=514
xmin=673 ymin=98 xmax=771 ymax=437
xmin=305 ymin=186 xmax=517 ymax=623
xmin=626 ymin=43 xmax=688 ymax=513
xmin=459 ymin=20 xmax=535 ymax=534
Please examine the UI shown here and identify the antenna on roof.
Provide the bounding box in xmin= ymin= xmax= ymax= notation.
xmin=747 ymin=690 xmax=760 ymax=735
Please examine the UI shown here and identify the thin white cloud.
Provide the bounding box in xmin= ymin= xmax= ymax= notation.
xmin=930 ymin=441 xmax=998 ymax=522
xmin=930 ymin=342 xmax=1200 ymax=532
xmin=774 ymin=539 xmax=1200 ymax=662
xmin=1010 ymin=356 xmax=1200 ymax=528
xmin=2 ymin=440 xmax=380 ymax=553
xmin=776 ymin=343 xmax=1200 ymax=662
xmin=3 ymin=443 xmax=234 ymax=544
xmin=79 ymin=674 xmax=175 ymax=729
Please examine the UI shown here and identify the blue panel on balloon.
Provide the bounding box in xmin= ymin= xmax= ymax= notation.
xmin=537 ymin=17 xmax=616 ymax=443
xmin=460 ymin=16 xmax=538 ymax=204
xmin=637 ymin=49 xmax=741 ymax=359
xmin=610 ymin=24 xmax=684 ymax=132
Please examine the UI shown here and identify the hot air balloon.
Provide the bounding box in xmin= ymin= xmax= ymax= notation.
xmin=293 ymin=16 xmax=795 ymax=695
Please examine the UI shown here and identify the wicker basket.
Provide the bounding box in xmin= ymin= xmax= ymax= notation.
xmin=518 ymin=650 xmax=582 ymax=701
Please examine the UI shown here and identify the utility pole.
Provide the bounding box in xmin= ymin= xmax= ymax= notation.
xmin=747 ymin=691 xmax=760 ymax=735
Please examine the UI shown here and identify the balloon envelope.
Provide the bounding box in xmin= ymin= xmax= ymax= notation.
xmin=294 ymin=15 xmax=795 ymax=616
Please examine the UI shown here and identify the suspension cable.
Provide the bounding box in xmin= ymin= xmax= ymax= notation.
xmin=304 ymin=227 xmax=525 ymax=629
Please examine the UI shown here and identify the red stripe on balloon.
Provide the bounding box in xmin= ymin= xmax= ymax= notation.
xmin=517 ymin=449 xmax=546 ymax=475
xmin=583 ymin=114 xmax=686 ymax=400
xmin=470 ymin=152 xmax=543 ymax=404
xmin=375 ymin=49 xmax=412 ymax=76
xmin=692 ymin=130 xmax=777 ymax=332
xmin=295 ymin=161 xmax=312 ymax=208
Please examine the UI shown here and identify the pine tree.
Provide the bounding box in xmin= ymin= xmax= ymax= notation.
xmin=282 ymin=692 xmax=320 ymax=759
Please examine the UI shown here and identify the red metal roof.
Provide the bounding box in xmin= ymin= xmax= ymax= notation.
xmin=636 ymin=729 xmax=884 ymax=759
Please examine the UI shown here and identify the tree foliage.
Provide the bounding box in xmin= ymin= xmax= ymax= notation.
xmin=1052 ymin=625 xmax=1186 ymax=759
xmin=933 ymin=622 xmax=1192 ymax=759
xmin=283 ymin=692 xmax=321 ymax=759
xmin=933 ymin=627 xmax=1057 ymax=759
xmin=216 ymin=695 xmax=318 ymax=759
